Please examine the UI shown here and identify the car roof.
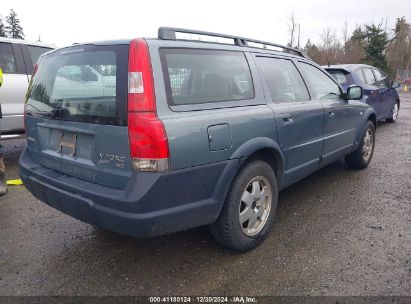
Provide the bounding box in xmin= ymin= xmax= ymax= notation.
xmin=35 ymin=27 xmax=313 ymax=62
xmin=47 ymin=37 xmax=309 ymax=63
xmin=0 ymin=37 xmax=55 ymax=48
xmin=323 ymin=64 xmax=374 ymax=72
xmin=71 ymin=38 xmax=132 ymax=46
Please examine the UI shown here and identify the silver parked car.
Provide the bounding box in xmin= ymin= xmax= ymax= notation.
xmin=0 ymin=37 xmax=54 ymax=139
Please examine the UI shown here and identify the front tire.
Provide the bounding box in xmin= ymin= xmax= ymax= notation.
xmin=210 ymin=160 xmax=278 ymax=251
xmin=386 ymin=102 xmax=399 ymax=123
xmin=345 ymin=120 xmax=376 ymax=169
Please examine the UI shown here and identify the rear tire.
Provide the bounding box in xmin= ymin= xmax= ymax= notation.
xmin=345 ymin=120 xmax=376 ymax=169
xmin=386 ymin=102 xmax=399 ymax=123
xmin=210 ymin=160 xmax=278 ymax=251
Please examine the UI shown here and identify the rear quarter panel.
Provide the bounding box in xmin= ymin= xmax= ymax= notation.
xmin=147 ymin=40 xmax=279 ymax=170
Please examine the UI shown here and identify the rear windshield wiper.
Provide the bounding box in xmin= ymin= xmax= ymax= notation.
xmin=25 ymin=103 xmax=70 ymax=118
xmin=25 ymin=104 xmax=54 ymax=117
xmin=25 ymin=111 xmax=54 ymax=118
xmin=51 ymin=107 xmax=71 ymax=118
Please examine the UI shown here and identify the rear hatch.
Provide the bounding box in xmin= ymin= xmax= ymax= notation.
xmin=25 ymin=43 xmax=132 ymax=189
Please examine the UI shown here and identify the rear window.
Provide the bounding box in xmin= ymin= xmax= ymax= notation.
xmin=160 ymin=49 xmax=254 ymax=106
xmin=26 ymin=44 xmax=128 ymax=125
xmin=326 ymin=69 xmax=348 ymax=86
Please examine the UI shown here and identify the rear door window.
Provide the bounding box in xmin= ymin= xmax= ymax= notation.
xmin=160 ymin=49 xmax=254 ymax=106
xmin=362 ymin=68 xmax=376 ymax=85
xmin=354 ymin=69 xmax=366 ymax=83
xmin=256 ymin=57 xmax=309 ymax=102
xmin=0 ymin=42 xmax=17 ymax=73
xmin=26 ymin=44 xmax=128 ymax=125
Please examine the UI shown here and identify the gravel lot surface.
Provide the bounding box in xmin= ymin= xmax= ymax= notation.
xmin=0 ymin=93 xmax=410 ymax=296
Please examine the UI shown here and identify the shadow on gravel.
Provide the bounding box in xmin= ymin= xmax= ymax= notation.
xmin=28 ymin=157 xmax=369 ymax=295
xmin=47 ymin=158 xmax=354 ymax=257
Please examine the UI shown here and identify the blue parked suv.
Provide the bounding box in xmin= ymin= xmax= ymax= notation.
xmin=19 ymin=28 xmax=377 ymax=251
xmin=325 ymin=64 xmax=401 ymax=123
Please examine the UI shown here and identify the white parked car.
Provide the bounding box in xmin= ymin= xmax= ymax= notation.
xmin=0 ymin=37 xmax=54 ymax=139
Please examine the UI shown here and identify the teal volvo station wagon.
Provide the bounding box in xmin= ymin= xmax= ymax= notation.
xmin=19 ymin=27 xmax=376 ymax=251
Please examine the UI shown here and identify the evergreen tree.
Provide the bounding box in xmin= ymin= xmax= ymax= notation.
xmin=5 ymin=9 xmax=24 ymax=39
xmin=362 ymin=23 xmax=389 ymax=72
xmin=304 ymin=39 xmax=322 ymax=64
xmin=0 ymin=17 xmax=6 ymax=37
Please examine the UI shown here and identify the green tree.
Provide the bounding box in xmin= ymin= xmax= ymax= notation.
xmin=0 ymin=17 xmax=6 ymax=37
xmin=304 ymin=39 xmax=322 ymax=64
xmin=362 ymin=22 xmax=389 ymax=72
xmin=5 ymin=9 xmax=24 ymax=39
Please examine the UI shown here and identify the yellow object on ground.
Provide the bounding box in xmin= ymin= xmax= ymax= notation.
xmin=404 ymin=84 xmax=409 ymax=92
xmin=6 ymin=179 xmax=23 ymax=186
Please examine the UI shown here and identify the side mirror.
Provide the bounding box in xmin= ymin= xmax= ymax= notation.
xmin=391 ymin=81 xmax=401 ymax=89
xmin=347 ymin=85 xmax=363 ymax=100
xmin=0 ymin=68 xmax=3 ymax=87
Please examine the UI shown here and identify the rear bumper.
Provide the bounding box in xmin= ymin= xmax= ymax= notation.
xmin=19 ymin=148 xmax=240 ymax=237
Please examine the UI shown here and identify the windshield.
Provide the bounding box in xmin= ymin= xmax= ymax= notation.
xmin=26 ymin=44 xmax=128 ymax=125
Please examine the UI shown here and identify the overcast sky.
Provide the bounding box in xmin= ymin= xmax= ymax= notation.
xmin=2 ymin=0 xmax=411 ymax=48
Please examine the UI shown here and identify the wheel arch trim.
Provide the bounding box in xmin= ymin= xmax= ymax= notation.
xmin=355 ymin=108 xmax=377 ymax=146
xmin=230 ymin=137 xmax=285 ymax=188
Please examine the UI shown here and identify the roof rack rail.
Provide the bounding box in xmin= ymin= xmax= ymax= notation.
xmin=158 ymin=27 xmax=308 ymax=58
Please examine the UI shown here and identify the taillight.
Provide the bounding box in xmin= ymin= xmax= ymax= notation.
xmin=32 ymin=64 xmax=39 ymax=78
xmin=128 ymin=39 xmax=169 ymax=172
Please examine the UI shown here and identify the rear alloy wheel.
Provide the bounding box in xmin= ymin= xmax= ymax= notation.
xmin=210 ymin=160 xmax=278 ymax=251
xmin=386 ymin=102 xmax=399 ymax=123
xmin=346 ymin=120 xmax=376 ymax=169
xmin=239 ymin=176 xmax=272 ymax=237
